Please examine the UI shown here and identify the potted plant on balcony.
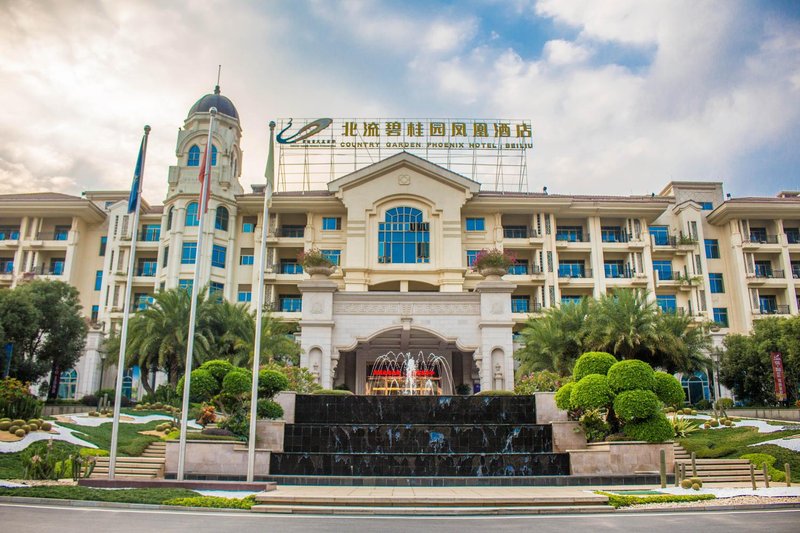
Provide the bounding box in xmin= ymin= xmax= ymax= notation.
xmin=473 ymin=248 xmax=516 ymax=280
xmin=298 ymin=248 xmax=336 ymax=279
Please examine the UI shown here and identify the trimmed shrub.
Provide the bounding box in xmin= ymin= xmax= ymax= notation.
xmin=613 ymin=390 xmax=661 ymax=422
xmin=572 ymin=352 xmax=617 ymax=381
xmin=201 ymin=427 xmax=235 ymax=437
xmin=607 ymin=360 xmax=655 ymax=392
xmin=714 ymin=398 xmax=734 ymax=410
xmin=0 ymin=421 xmax=11 ymax=430
xmin=311 ymin=389 xmax=354 ymax=396
xmin=680 ymin=479 xmax=693 ymax=489
xmin=653 ymin=372 xmax=685 ymax=406
xmin=570 ymin=374 xmax=614 ymax=410
xmin=80 ymin=395 xmax=98 ymax=406
xmin=198 ymin=360 xmax=235 ymax=385
xmin=176 ymin=369 xmax=218 ymax=403
xmin=740 ymin=453 xmax=785 ymax=482
xmin=221 ymin=370 xmax=252 ymax=397
xmin=689 ymin=477 xmax=703 ymax=488
xmin=258 ymin=370 xmax=290 ymax=398
xmin=554 ymin=382 xmax=575 ymax=410
xmin=14 ymin=429 xmax=25 ymax=437
xmin=622 ymin=413 xmax=673 ymax=443
xmin=256 ymin=399 xmax=284 ymax=420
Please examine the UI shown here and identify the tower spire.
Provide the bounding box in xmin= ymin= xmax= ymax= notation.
xmin=215 ymin=65 xmax=221 ymax=94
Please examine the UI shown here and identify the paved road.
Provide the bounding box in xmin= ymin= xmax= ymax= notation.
xmin=1 ymin=503 xmax=798 ymax=532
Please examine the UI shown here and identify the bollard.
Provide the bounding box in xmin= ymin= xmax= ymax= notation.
xmin=674 ymin=462 xmax=679 ymax=487
xmin=785 ymin=463 xmax=791 ymax=487
xmin=763 ymin=463 xmax=770 ymax=488
xmin=750 ymin=464 xmax=757 ymax=490
xmin=660 ymin=449 xmax=667 ymax=488
xmin=691 ymin=452 xmax=697 ymax=477
xmin=680 ymin=462 xmax=686 ymax=482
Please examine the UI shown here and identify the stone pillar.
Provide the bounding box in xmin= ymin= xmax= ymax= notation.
xmin=298 ymin=277 xmax=337 ymax=389
xmin=475 ymin=278 xmax=516 ymax=391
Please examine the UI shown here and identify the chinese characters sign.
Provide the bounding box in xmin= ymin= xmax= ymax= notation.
xmin=771 ymin=352 xmax=787 ymax=401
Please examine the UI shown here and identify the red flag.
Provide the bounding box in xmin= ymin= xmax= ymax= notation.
xmin=198 ymin=144 xmax=210 ymax=213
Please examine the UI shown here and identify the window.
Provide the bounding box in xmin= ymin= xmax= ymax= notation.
xmin=137 ymin=258 xmax=157 ymax=276
xmin=237 ymin=289 xmax=252 ymax=302
xmin=786 ymin=228 xmax=800 ymax=244
xmin=242 ymin=216 xmax=256 ymax=233
xmin=656 ymin=295 xmax=677 ymax=313
xmin=649 ymin=225 xmax=670 ymax=246
xmin=601 ymin=226 xmax=624 ymax=243
xmin=653 ymin=260 xmax=673 ymax=281
xmin=140 ymin=224 xmax=160 ymax=241
xmin=99 ymin=236 xmax=107 ymax=256
xmin=321 ymin=249 xmax=341 ymax=266
xmin=181 ymin=242 xmax=197 ymax=264
xmin=185 ymin=202 xmax=199 ymax=227
xmin=556 ymin=226 xmax=583 ymax=242
xmin=749 ymin=227 xmax=767 ymax=242
xmin=759 ymin=295 xmax=778 ymax=314
xmin=280 ymin=259 xmax=303 ymax=274
xmin=162 ymin=246 xmax=169 ymax=268
xmin=279 ymin=225 xmax=304 ymax=238
xmin=166 ymin=206 xmax=174 ymax=230
xmin=561 ymin=295 xmax=583 ymax=305
xmin=511 ymin=295 xmax=530 ymax=313
xmin=704 ymin=239 xmax=720 ymax=259
xmin=134 ymin=292 xmax=153 ymax=311
xmin=179 ymin=279 xmax=193 ymax=292
xmin=508 ymin=260 xmax=529 ymax=275
xmin=503 ymin=225 xmax=528 ymax=238
xmin=279 ymin=296 xmax=302 ymax=312
xmin=211 ymin=145 xmax=218 ymax=166
xmin=713 ymin=307 xmax=728 ymax=327
xmin=94 ymin=270 xmax=103 ymax=291
xmin=187 ymin=145 xmax=201 ymax=167
xmin=378 ymin=207 xmax=430 ymax=264
xmin=57 ymin=369 xmax=78 ymax=399
xmin=466 ymin=218 xmax=485 ymax=231
xmin=0 ymin=258 xmax=13 ymax=273
xmin=50 ymin=258 xmax=65 ymax=275
xmin=558 ymin=260 xmax=585 ymax=277
xmin=240 ymin=248 xmax=254 ymax=265
xmin=603 ymin=260 xmax=626 ymax=278
xmin=90 ymin=305 xmax=99 ymax=322
xmin=466 ymin=250 xmax=480 ymax=267
xmin=754 ymin=260 xmax=773 ymax=278
xmin=209 ymin=281 xmax=224 ymax=296
xmin=0 ymin=226 xmax=20 ymax=240
xmin=215 ymin=206 xmax=229 ymax=231
xmin=211 ymin=245 xmax=227 ymax=268
xmin=792 ymin=261 xmax=800 ymax=279
xmin=322 ymin=217 xmax=342 ymax=231
xmin=54 ymin=225 xmax=70 ymax=241
xmin=699 ymin=201 xmax=713 ymax=210
xmin=709 ymin=273 xmax=724 ymax=293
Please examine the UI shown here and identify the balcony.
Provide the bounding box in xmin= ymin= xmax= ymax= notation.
xmin=604 ymin=265 xmax=633 ymax=279
xmin=34 ymin=230 xmax=70 ymax=243
xmin=786 ymin=231 xmax=800 ymax=245
xmin=277 ymin=226 xmax=305 ymax=238
xmin=755 ymin=304 xmax=790 ymax=316
xmin=503 ymin=227 xmax=541 ymax=239
xmin=511 ymin=301 xmax=542 ymax=314
xmin=28 ymin=264 xmax=64 ymax=276
xmin=0 ymin=229 xmax=20 ymax=245
xmin=507 ymin=264 xmax=543 ymax=276
xmin=555 ymin=233 xmax=590 ymax=243
xmin=792 ymin=266 xmax=800 ymax=279
xmin=743 ymin=234 xmax=780 ymax=250
xmin=558 ymin=267 xmax=591 ymax=279
xmin=138 ymin=228 xmax=161 ymax=242
xmin=750 ymin=268 xmax=784 ymax=279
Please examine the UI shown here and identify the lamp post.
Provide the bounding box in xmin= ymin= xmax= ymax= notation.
xmin=3 ymin=343 xmax=12 ymax=378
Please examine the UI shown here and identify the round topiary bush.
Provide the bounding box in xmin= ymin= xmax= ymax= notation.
xmin=691 ymin=483 xmax=700 ymax=491
xmin=222 ymin=369 xmax=253 ymax=397
xmin=607 ymin=359 xmax=656 ymax=392
xmin=554 ymin=382 xmax=575 ymax=410
xmin=613 ymin=390 xmax=661 ymax=422
xmin=570 ymin=374 xmax=614 ymax=410
xmin=689 ymin=477 xmax=703 ymax=487
xmin=572 ymin=352 xmax=617 ymax=381
xmin=258 ymin=369 xmax=290 ymax=398
xmin=256 ymin=399 xmax=284 ymax=419
xmin=680 ymin=478 xmax=693 ymax=489
xmin=14 ymin=429 xmax=25 ymax=438
xmin=198 ymin=359 xmax=235 ymax=385
xmin=709 ymin=419 xmax=719 ymax=427
xmin=653 ymin=372 xmax=685 ymax=406
xmin=0 ymin=421 xmax=11 ymax=431
xmin=622 ymin=413 xmax=674 ymax=442
xmin=177 ymin=369 xmax=218 ymax=403
xmin=8 ymin=425 xmax=19 ymax=434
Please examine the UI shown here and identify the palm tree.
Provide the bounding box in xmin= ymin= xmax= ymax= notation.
xmin=236 ymin=310 xmax=301 ymax=367
xmin=585 ymin=289 xmax=659 ymax=360
xmin=651 ymin=312 xmax=712 ymax=373
xmin=516 ymin=298 xmax=590 ymax=376
xmin=207 ymin=299 xmax=253 ymax=365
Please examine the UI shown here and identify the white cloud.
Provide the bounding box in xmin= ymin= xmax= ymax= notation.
xmin=542 ymin=39 xmax=591 ymax=65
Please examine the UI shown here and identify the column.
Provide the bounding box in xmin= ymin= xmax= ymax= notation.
xmin=298 ymin=275 xmax=338 ymax=389
xmin=475 ymin=276 xmax=516 ymax=391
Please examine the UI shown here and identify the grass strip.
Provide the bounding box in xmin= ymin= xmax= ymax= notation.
xmin=163 ymin=495 xmax=257 ymax=509
xmin=0 ymin=486 xmax=199 ymax=504
xmin=596 ymin=491 xmax=716 ymax=509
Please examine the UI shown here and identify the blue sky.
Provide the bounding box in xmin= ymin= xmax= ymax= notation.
xmin=0 ymin=0 xmax=799 ymax=202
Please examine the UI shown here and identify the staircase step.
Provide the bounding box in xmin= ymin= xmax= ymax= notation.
xmin=89 ymin=473 xmax=158 ymax=479
xmin=95 ymin=457 xmax=165 ymax=464
xmin=251 ymin=504 xmax=614 ymax=515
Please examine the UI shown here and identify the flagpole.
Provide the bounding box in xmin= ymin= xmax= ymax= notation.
xmin=109 ymin=125 xmax=151 ymax=479
xmin=247 ymin=121 xmax=276 ymax=482
xmin=177 ymin=108 xmax=217 ymax=480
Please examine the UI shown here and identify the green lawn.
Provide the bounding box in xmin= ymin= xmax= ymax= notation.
xmin=0 ymin=441 xmax=82 ymax=479
xmin=679 ymin=426 xmax=800 ymax=482
xmin=56 ymin=420 xmax=161 ymax=457
xmin=0 ymin=486 xmax=199 ymax=504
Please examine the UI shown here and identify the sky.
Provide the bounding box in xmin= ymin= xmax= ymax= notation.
xmin=1 ymin=0 xmax=799 ymax=204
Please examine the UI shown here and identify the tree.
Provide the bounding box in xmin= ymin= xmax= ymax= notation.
xmin=585 ymin=289 xmax=659 ymax=360
xmin=0 ymin=281 xmax=87 ymax=397
xmin=650 ymin=312 xmax=712 ymax=373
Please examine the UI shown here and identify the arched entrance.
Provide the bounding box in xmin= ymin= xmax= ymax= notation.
xmin=334 ymin=326 xmax=477 ymax=395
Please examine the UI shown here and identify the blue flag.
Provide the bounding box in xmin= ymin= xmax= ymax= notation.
xmin=127 ymin=136 xmax=145 ymax=213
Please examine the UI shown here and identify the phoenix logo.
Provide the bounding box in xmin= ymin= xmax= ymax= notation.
xmin=276 ymin=118 xmax=333 ymax=144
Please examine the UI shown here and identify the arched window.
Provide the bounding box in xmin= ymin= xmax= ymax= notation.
xmin=215 ymin=206 xmax=229 ymax=231
xmin=166 ymin=206 xmax=174 ymax=231
xmin=187 ymin=145 xmax=200 ymax=167
xmin=58 ymin=368 xmax=78 ymax=399
xmin=681 ymin=371 xmax=710 ymax=406
xmin=122 ymin=368 xmax=133 ymax=399
xmin=185 ymin=202 xmax=199 ymax=227
xmin=378 ymin=206 xmax=430 ymax=264
xmin=211 ymin=145 xmax=218 ymax=166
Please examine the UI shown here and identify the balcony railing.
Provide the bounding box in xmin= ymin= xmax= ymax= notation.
xmin=507 ymin=264 xmax=543 ymax=275
xmin=601 ymin=232 xmax=637 ymax=243
xmin=28 ymin=265 xmax=64 ymax=275
xmin=757 ymin=304 xmax=790 ymax=315
xmin=503 ymin=227 xmax=541 ymax=239
xmin=511 ymin=301 xmax=543 ymax=314
xmin=0 ymin=263 xmax=13 ymax=274
xmin=750 ymin=268 xmax=784 ymax=279
xmin=0 ymin=230 xmax=20 ymax=241
xmin=651 ymin=233 xmax=698 ymax=247
xmin=135 ymin=266 xmax=157 ymax=277
xmin=555 ymin=233 xmax=590 ymax=243
xmin=787 ymin=232 xmax=800 ymax=244
xmin=604 ymin=265 xmax=634 ymax=279
xmin=745 ymin=234 xmax=779 ymax=245
xmin=792 ymin=266 xmax=800 ymax=279
xmin=277 ymin=227 xmax=305 ymax=238
xmin=656 ymin=271 xmax=681 ymax=281
xmin=138 ymin=228 xmax=161 ymax=241
xmin=36 ymin=231 xmax=70 ymax=241
xmin=558 ymin=267 xmax=591 ymax=278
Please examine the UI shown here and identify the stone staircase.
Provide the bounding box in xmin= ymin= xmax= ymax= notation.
xmin=90 ymin=441 xmax=166 ymax=479
xmin=673 ymin=443 xmax=754 ymax=484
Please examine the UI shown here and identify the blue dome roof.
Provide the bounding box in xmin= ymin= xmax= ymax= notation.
xmin=188 ymin=86 xmax=238 ymax=119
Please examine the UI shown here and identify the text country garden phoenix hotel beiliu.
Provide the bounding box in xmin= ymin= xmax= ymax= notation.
xmin=1 ymin=86 xmax=799 ymax=401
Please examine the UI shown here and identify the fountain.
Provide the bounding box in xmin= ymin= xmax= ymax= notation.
xmin=367 ymin=351 xmax=454 ymax=395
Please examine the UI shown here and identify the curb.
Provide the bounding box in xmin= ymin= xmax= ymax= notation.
xmin=1 ymin=495 xmax=799 ymax=515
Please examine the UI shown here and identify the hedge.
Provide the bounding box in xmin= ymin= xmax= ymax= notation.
xmin=570 ymin=374 xmax=614 ymax=410
xmin=607 ymin=359 xmax=655 ymax=392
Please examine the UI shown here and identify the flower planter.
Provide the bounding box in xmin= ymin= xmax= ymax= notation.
xmin=478 ymin=267 xmax=507 ymax=280
xmin=305 ymin=265 xmax=336 ymax=279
